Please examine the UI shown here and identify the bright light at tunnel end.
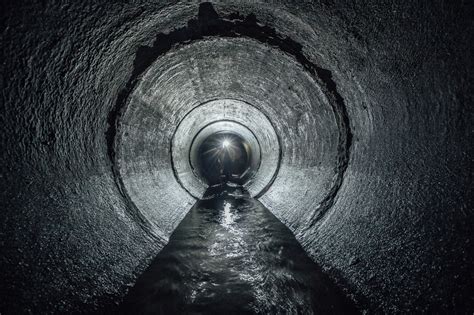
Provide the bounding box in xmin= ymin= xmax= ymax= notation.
xmin=222 ymin=139 xmax=231 ymax=149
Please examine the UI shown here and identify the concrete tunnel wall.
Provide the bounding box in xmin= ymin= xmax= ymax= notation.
xmin=1 ymin=0 xmax=472 ymax=313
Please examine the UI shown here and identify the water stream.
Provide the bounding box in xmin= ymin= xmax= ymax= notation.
xmin=120 ymin=184 xmax=358 ymax=314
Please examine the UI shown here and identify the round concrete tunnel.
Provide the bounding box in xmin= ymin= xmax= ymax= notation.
xmin=1 ymin=1 xmax=472 ymax=313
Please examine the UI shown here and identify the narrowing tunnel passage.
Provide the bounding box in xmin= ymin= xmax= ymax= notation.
xmin=109 ymin=4 xmax=356 ymax=312
xmin=113 ymin=3 xmax=351 ymax=242
xmin=1 ymin=0 xmax=472 ymax=313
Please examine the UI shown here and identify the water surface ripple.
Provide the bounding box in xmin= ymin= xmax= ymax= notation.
xmin=120 ymin=185 xmax=358 ymax=314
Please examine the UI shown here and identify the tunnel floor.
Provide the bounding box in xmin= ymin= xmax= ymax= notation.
xmin=119 ymin=184 xmax=358 ymax=314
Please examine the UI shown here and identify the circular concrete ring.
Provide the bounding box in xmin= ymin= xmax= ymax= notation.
xmin=171 ymin=99 xmax=281 ymax=198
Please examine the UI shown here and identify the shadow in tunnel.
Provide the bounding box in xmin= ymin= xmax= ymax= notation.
xmin=119 ymin=184 xmax=358 ymax=314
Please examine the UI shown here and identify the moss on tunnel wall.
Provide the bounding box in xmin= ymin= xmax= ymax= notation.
xmin=0 ymin=0 xmax=472 ymax=313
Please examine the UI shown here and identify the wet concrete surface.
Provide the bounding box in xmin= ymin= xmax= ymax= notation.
xmin=120 ymin=184 xmax=358 ymax=314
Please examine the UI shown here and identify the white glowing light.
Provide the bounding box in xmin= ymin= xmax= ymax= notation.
xmin=222 ymin=139 xmax=231 ymax=148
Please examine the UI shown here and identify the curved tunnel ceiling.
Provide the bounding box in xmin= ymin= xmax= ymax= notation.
xmin=1 ymin=0 xmax=472 ymax=313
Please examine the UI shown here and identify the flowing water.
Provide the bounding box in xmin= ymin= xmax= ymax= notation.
xmin=120 ymin=184 xmax=358 ymax=314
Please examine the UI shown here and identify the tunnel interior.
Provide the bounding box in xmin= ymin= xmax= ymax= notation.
xmin=1 ymin=0 xmax=472 ymax=314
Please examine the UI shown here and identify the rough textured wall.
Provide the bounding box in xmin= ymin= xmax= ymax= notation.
xmin=1 ymin=0 xmax=472 ymax=313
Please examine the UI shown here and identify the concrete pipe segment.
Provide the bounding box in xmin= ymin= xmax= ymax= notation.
xmin=1 ymin=1 xmax=472 ymax=313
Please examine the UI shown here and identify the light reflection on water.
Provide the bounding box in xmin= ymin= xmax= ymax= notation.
xmin=120 ymin=184 xmax=358 ymax=314
xmin=221 ymin=201 xmax=233 ymax=228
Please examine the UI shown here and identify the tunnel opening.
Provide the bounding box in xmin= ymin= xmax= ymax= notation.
xmin=196 ymin=132 xmax=252 ymax=185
